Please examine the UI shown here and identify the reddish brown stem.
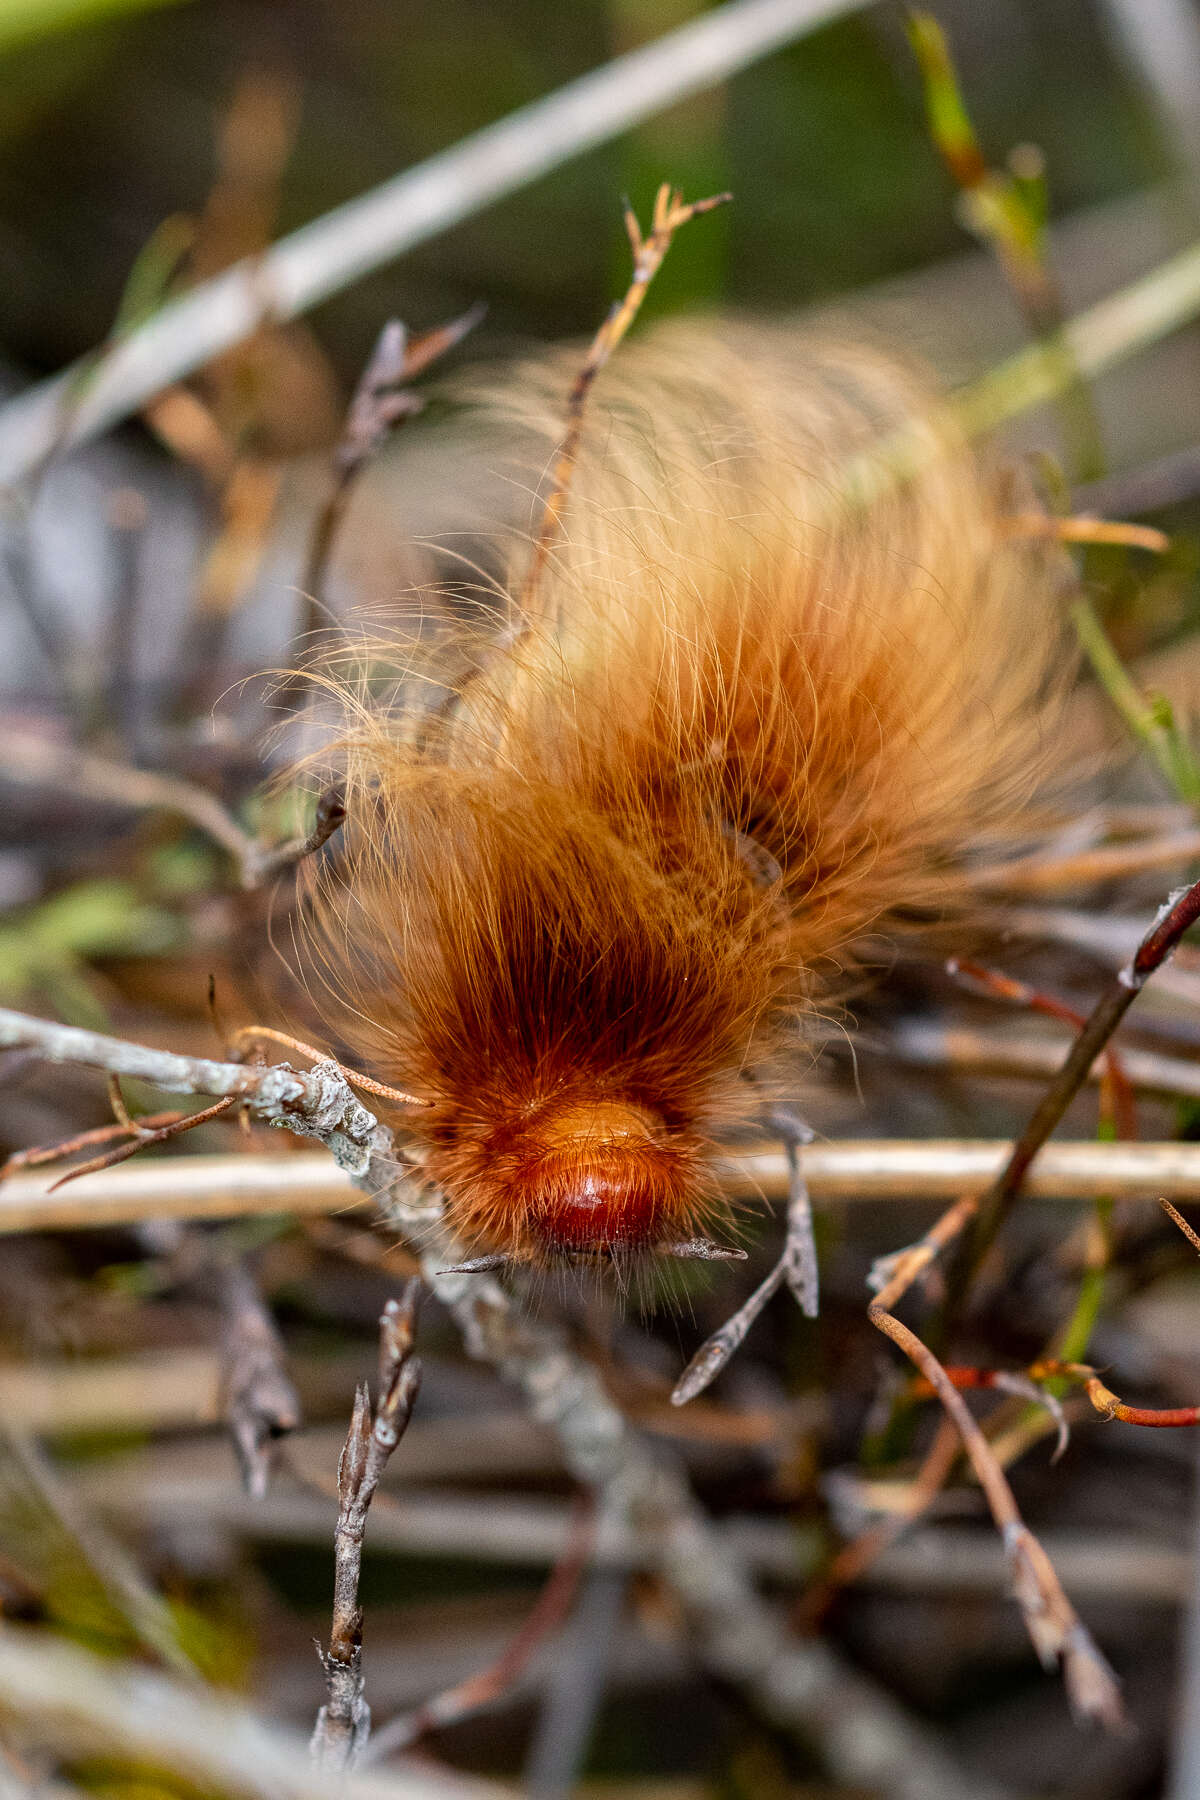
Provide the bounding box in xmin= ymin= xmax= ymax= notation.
xmin=867 ymin=1197 xmax=1124 ymax=1727
xmin=0 ymin=1111 xmax=185 ymax=1175
xmin=948 ymin=956 xmax=1136 ymax=1140
xmin=1035 ymin=1359 xmax=1200 ymax=1429
xmin=954 ymin=874 xmax=1200 ymax=1304
xmin=46 ymin=1094 xmax=240 ymax=1191
xmin=365 ymin=1492 xmax=595 ymax=1761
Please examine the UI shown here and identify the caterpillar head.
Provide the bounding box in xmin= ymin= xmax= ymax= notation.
xmin=304 ymin=767 xmax=781 ymax=1270
xmin=417 ymin=1090 xmax=724 ymax=1265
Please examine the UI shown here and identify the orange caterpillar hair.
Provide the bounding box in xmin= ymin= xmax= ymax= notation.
xmin=299 ymin=319 xmax=1066 ymax=1267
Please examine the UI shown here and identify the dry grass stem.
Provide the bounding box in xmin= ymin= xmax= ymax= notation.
xmin=12 ymin=1139 xmax=1200 ymax=1235
xmin=0 ymin=1623 xmax=505 ymax=1800
xmin=1001 ymin=513 xmax=1171 ymax=553
xmin=295 ymin=308 xmax=484 ymax=653
xmin=971 ymin=830 xmax=1200 ymax=893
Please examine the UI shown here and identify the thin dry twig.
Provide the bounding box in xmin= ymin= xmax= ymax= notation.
xmin=1001 ymin=512 xmax=1171 ymax=553
xmin=904 ymin=1366 xmax=1070 ymax=1461
xmin=1040 ymin=1358 xmax=1200 ymax=1429
xmin=955 ymin=872 xmax=1200 ymax=1302
xmin=296 ymin=307 xmax=483 ymax=648
xmin=45 ymin=1095 xmax=240 ymax=1192
xmin=865 ymin=1205 xmax=1125 ymax=1729
xmin=800 ymin=1418 xmax=960 ymax=1629
xmin=226 ymin=1023 xmax=425 ymax=1108
xmin=517 ymin=183 xmax=729 ymax=615
xmin=245 ymin=784 xmax=348 ymax=884
xmin=0 ymin=1109 xmax=186 ymax=1176
xmin=0 ymin=734 xmax=344 ymax=890
xmin=216 ymin=1257 xmax=302 ymax=1498
xmin=676 ymin=922 xmax=1166 ymax=1409
xmin=1029 ymin=1198 xmax=1200 ymax=1428
xmin=311 ymin=1283 xmax=423 ymax=1772
xmin=668 ymin=1106 xmax=816 ymax=1404
xmin=945 ymin=956 xmax=1136 ymax=1137
xmin=0 ymin=1008 xmax=381 ymax=1168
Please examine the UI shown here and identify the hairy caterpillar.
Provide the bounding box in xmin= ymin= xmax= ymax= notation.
xmin=297 ymin=303 xmax=1065 ymax=1301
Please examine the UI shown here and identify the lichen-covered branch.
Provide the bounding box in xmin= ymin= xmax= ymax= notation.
xmin=0 ymin=1003 xmax=1001 ymax=1798
xmin=0 ymin=1008 xmax=380 ymax=1170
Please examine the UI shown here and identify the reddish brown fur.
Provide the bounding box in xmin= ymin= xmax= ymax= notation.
xmin=299 ymin=321 xmax=1068 ymax=1264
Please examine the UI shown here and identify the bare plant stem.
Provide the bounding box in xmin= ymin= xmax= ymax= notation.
xmin=215 ymin=1257 xmax=302 ymax=1499
xmin=800 ymin=1419 xmax=960 ymax=1628
xmin=954 ymin=872 xmax=1200 ymax=1305
xmin=296 ymin=308 xmax=483 ymax=649
xmin=518 ymin=185 xmax=728 ymax=616
xmin=12 ymin=1136 xmax=1200 ymax=1236
xmin=311 ymin=1285 xmax=423 ymax=1772
xmin=1 ymin=1428 xmax=197 ymax=1681
xmin=0 ymin=1009 xmax=380 ymax=1163
xmin=971 ymin=830 xmax=1200 ymax=893
xmin=0 ymin=0 xmax=860 ymax=487
xmin=0 ymin=735 xmax=344 ymax=889
xmin=0 ymin=1622 xmax=496 ymax=1800
xmin=865 ymin=1204 xmax=1124 ymax=1727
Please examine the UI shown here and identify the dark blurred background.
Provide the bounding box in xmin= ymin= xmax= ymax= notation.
xmin=0 ymin=0 xmax=1174 ymax=371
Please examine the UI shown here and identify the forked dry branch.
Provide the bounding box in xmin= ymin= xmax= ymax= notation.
xmin=312 ymin=1285 xmax=423 ymax=1771
xmin=866 ymin=1208 xmax=1123 ymax=1727
xmin=517 ymin=183 xmax=730 ymax=616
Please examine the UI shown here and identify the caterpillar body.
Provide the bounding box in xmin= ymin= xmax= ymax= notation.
xmin=302 ymin=318 xmax=1064 ymax=1273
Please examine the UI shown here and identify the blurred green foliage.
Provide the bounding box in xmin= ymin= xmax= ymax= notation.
xmin=0 ymin=879 xmax=181 ymax=1025
xmin=0 ymin=0 xmax=191 ymax=56
xmin=0 ymin=1 xmax=1167 ymax=382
